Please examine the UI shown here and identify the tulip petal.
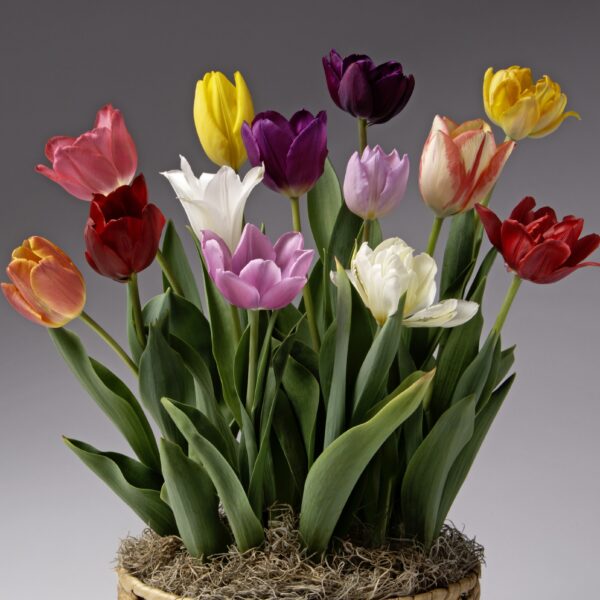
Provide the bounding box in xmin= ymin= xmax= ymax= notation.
xmin=273 ymin=231 xmax=304 ymax=267
xmin=475 ymin=204 xmax=503 ymax=248
xmin=214 ymin=270 xmax=260 ymax=309
xmin=498 ymin=95 xmax=540 ymax=140
xmin=201 ymin=233 xmax=233 ymax=277
xmin=44 ymin=136 xmax=76 ymax=162
xmin=84 ymin=224 xmax=131 ymax=280
xmin=566 ymin=234 xmax=600 ymax=266
xmin=29 ymin=257 xmax=85 ymax=320
xmin=34 ymin=163 xmax=93 ymax=201
xmin=517 ymin=239 xmax=571 ymax=282
xmin=338 ymin=61 xmax=373 ymax=118
xmin=322 ymin=55 xmax=343 ymax=109
xmin=404 ymin=299 xmax=478 ymax=328
xmin=285 ymin=249 xmax=314 ymax=279
xmin=500 ymin=220 xmax=535 ymax=270
xmin=2 ymin=283 xmax=51 ymax=327
xmin=260 ymin=276 xmax=307 ymax=310
xmin=286 ymin=112 xmax=328 ymax=197
xmin=231 ymin=224 xmax=276 ymax=274
xmin=529 ymin=109 xmax=580 ymax=139
xmin=238 ymin=259 xmax=281 ymax=296
xmin=510 ymin=196 xmax=537 ymax=221
xmin=534 ymin=260 xmax=600 ymax=284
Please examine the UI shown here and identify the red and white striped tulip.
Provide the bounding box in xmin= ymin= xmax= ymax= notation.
xmin=419 ymin=116 xmax=515 ymax=218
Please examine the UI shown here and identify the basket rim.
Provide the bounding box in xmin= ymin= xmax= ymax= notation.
xmin=117 ymin=567 xmax=480 ymax=600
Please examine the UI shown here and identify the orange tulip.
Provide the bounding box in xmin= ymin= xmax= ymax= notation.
xmin=2 ymin=236 xmax=86 ymax=327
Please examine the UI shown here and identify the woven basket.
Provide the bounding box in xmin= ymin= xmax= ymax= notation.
xmin=117 ymin=568 xmax=480 ymax=600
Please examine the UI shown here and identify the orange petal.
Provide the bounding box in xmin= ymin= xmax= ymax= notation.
xmin=1 ymin=282 xmax=55 ymax=327
xmin=30 ymin=256 xmax=86 ymax=320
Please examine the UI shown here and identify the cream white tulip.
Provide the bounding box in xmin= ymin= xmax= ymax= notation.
xmin=161 ymin=156 xmax=264 ymax=251
xmin=346 ymin=238 xmax=479 ymax=327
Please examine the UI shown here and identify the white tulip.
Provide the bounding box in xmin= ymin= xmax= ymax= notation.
xmin=161 ymin=156 xmax=264 ymax=251
xmin=345 ymin=239 xmax=479 ymax=327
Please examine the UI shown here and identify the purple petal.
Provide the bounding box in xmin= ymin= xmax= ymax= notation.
xmin=201 ymin=231 xmax=232 ymax=277
xmin=259 ymin=276 xmax=308 ymax=310
xmin=238 ymin=259 xmax=281 ymax=296
xmin=370 ymin=73 xmax=414 ymax=125
xmin=250 ymin=117 xmax=292 ymax=193
xmin=341 ymin=54 xmax=373 ymax=72
xmin=273 ymin=231 xmax=304 ymax=267
xmin=338 ymin=62 xmax=373 ymax=118
xmin=323 ymin=55 xmax=342 ymax=108
xmin=284 ymin=249 xmax=314 ymax=278
xmin=290 ymin=109 xmax=317 ymax=135
xmin=241 ymin=122 xmax=262 ymax=168
xmin=343 ymin=151 xmax=371 ymax=218
xmin=214 ymin=270 xmax=260 ymax=309
xmin=285 ymin=112 xmax=328 ymax=197
xmin=231 ymin=224 xmax=276 ymax=274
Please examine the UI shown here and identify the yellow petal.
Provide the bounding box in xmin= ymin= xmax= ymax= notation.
xmin=498 ymin=95 xmax=540 ymax=140
xmin=483 ymin=67 xmax=495 ymax=122
xmin=529 ymin=110 xmax=581 ymax=139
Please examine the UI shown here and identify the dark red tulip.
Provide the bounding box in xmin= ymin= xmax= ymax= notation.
xmin=476 ymin=197 xmax=600 ymax=283
xmin=322 ymin=49 xmax=415 ymax=125
xmin=84 ymin=175 xmax=165 ymax=281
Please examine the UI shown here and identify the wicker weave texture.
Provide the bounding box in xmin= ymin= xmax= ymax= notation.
xmin=117 ymin=569 xmax=480 ymax=600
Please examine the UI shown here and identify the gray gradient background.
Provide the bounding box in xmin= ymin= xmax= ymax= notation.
xmin=1 ymin=1 xmax=599 ymax=597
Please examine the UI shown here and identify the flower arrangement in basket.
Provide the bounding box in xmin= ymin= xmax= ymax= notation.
xmin=4 ymin=51 xmax=595 ymax=598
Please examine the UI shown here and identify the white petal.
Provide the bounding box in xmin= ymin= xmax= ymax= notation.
xmin=438 ymin=300 xmax=479 ymax=328
xmin=403 ymin=299 xmax=478 ymax=328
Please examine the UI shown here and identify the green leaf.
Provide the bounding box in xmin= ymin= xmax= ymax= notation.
xmin=163 ymin=400 xmax=264 ymax=552
xmin=299 ymin=370 xmax=434 ymax=553
xmin=496 ymin=345 xmax=516 ymax=387
xmin=352 ymin=296 xmax=405 ymax=423
xmin=435 ymin=375 xmax=515 ymax=533
xmin=282 ymin=356 xmax=320 ymax=466
xmin=328 ymin=203 xmax=362 ymax=269
xmin=49 ymin=328 xmax=159 ymax=471
xmin=467 ymin=247 xmax=498 ymax=300
xmin=324 ymin=262 xmax=352 ymax=446
xmin=139 ymin=325 xmax=196 ymax=445
xmin=64 ymin=438 xmax=175 ymax=536
xmin=159 ymin=438 xmax=230 ymax=557
xmin=308 ymin=159 xmax=343 ymax=261
xmin=401 ymin=395 xmax=476 ymax=546
xmin=451 ymin=331 xmax=499 ymax=408
xmin=161 ymin=220 xmax=203 ymax=309
xmin=440 ymin=211 xmax=476 ymax=300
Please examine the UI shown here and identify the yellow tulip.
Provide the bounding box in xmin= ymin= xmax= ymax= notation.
xmin=193 ymin=71 xmax=254 ymax=171
xmin=483 ymin=66 xmax=580 ymax=140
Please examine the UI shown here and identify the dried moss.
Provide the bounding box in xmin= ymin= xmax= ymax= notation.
xmin=117 ymin=507 xmax=483 ymax=599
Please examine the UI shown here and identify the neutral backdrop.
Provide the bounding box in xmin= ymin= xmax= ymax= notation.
xmin=1 ymin=1 xmax=599 ymax=598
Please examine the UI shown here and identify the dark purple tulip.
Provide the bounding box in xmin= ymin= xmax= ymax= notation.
xmin=322 ymin=49 xmax=415 ymax=125
xmin=241 ymin=110 xmax=328 ymax=198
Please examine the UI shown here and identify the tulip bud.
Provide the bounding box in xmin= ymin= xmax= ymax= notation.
xmin=242 ymin=110 xmax=328 ymax=198
xmin=483 ymin=66 xmax=580 ymax=140
xmin=2 ymin=236 xmax=86 ymax=327
xmin=343 ymin=145 xmax=409 ymax=220
xmin=419 ymin=116 xmax=515 ymax=218
xmin=194 ymin=71 xmax=255 ymax=171
xmin=35 ymin=104 xmax=138 ymax=201
xmin=322 ymin=49 xmax=415 ymax=125
xmin=201 ymin=224 xmax=314 ymax=310
xmin=343 ymin=238 xmax=478 ymax=328
xmin=476 ymin=197 xmax=600 ymax=284
xmin=84 ymin=175 xmax=166 ymax=281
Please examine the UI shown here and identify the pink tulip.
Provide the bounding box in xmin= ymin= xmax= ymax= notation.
xmin=201 ymin=224 xmax=314 ymax=310
xmin=35 ymin=104 xmax=137 ymax=201
xmin=419 ymin=116 xmax=515 ymax=217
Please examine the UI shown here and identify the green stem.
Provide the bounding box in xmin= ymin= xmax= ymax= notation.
xmin=362 ymin=219 xmax=372 ymax=245
xmin=156 ymin=249 xmax=184 ymax=297
xmin=128 ymin=273 xmax=146 ymax=348
xmin=79 ymin=311 xmax=139 ymax=375
xmin=493 ymin=275 xmax=522 ymax=333
xmin=230 ymin=304 xmax=242 ymax=344
xmin=357 ymin=117 xmax=368 ymax=153
xmin=426 ymin=216 xmax=444 ymax=256
xmin=289 ymin=195 xmax=321 ymax=351
xmin=246 ymin=310 xmax=260 ymax=412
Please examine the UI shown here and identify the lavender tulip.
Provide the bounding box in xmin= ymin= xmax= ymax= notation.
xmin=201 ymin=224 xmax=314 ymax=310
xmin=241 ymin=110 xmax=328 ymax=198
xmin=343 ymin=145 xmax=410 ymax=220
xmin=323 ymin=49 xmax=415 ymax=125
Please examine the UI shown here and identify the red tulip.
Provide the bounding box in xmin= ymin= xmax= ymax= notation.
xmin=84 ymin=175 xmax=165 ymax=281
xmin=36 ymin=104 xmax=137 ymax=200
xmin=2 ymin=236 xmax=86 ymax=327
xmin=476 ymin=197 xmax=600 ymax=283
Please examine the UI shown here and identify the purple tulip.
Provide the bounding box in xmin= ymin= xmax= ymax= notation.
xmin=241 ymin=110 xmax=328 ymax=198
xmin=201 ymin=223 xmax=314 ymax=310
xmin=343 ymin=146 xmax=410 ymax=220
xmin=323 ymin=49 xmax=415 ymax=125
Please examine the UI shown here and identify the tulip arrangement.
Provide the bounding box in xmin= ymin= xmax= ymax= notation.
xmin=5 ymin=55 xmax=596 ymax=567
